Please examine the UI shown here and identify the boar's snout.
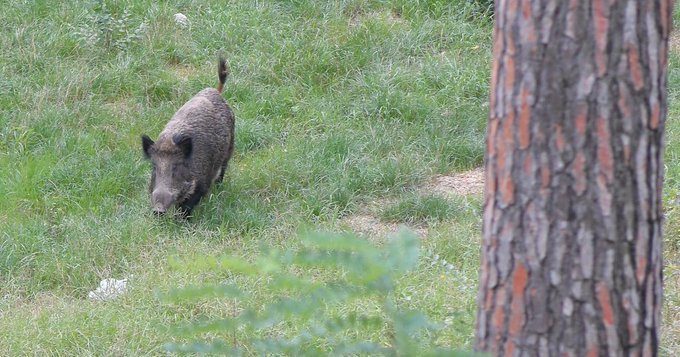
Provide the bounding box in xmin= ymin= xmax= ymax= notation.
xmin=152 ymin=188 xmax=174 ymax=215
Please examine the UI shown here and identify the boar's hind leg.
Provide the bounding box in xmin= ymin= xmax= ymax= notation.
xmin=216 ymin=134 xmax=235 ymax=184
xmin=179 ymin=185 xmax=207 ymax=218
xmin=216 ymin=160 xmax=228 ymax=184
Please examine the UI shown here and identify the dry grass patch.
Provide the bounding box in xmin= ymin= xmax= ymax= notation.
xmin=348 ymin=9 xmax=407 ymax=28
xmin=170 ymin=64 xmax=198 ymax=81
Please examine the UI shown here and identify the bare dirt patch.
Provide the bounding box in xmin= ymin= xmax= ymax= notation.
xmin=671 ymin=30 xmax=680 ymax=55
xmin=424 ymin=167 xmax=485 ymax=197
xmin=340 ymin=167 xmax=484 ymax=240
xmin=341 ymin=213 xmax=428 ymax=241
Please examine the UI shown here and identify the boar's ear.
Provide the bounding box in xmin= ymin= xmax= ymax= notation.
xmin=173 ymin=133 xmax=193 ymax=158
xmin=141 ymin=135 xmax=154 ymax=159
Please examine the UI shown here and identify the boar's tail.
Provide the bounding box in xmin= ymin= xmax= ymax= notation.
xmin=217 ymin=57 xmax=229 ymax=94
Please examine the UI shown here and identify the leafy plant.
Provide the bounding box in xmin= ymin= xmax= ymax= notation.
xmin=468 ymin=0 xmax=494 ymax=18
xmin=73 ymin=1 xmax=147 ymax=52
xmin=161 ymin=230 xmax=472 ymax=356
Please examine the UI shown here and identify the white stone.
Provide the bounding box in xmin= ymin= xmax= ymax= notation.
xmin=174 ymin=13 xmax=189 ymax=27
xmin=88 ymin=277 xmax=129 ymax=301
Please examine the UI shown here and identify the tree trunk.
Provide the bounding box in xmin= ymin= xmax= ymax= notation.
xmin=476 ymin=1 xmax=672 ymax=355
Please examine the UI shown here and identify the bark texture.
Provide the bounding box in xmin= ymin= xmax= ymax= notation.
xmin=476 ymin=0 xmax=672 ymax=355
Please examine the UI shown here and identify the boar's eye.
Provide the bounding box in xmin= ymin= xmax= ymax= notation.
xmin=171 ymin=163 xmax=188 ymax=179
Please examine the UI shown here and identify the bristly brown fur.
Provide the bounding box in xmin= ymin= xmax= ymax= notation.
xmin=217 ymin=57 xmax=229 ymax=93
xmin=141 ymin=56 xmax=236 ymax=218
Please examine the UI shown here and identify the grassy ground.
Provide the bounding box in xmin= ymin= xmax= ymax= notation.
xmin=0 ymin=0 xmax=678 ymax=355
xmin=661 ymin=7 xmax=680 ymax=354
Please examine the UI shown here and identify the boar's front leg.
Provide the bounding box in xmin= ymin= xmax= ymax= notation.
xmin=179 ymin=185 xmax=208 ymax=218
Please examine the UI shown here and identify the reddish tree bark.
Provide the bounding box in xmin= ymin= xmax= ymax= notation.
xmin=476 ymin=0 xmax=672 ymax=355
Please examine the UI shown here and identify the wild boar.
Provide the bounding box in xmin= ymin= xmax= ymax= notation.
xmin=141 ymin=58 xmax=235 ymax=217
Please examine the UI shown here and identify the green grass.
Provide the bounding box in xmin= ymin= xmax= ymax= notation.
xmin=380 ymin=194 xmax=480 ymax=224
xmin=661 ymin=7 xmax=680 ymax=357
xmin=0 ymin=0 xmax=491 ymax=354
xmin=0 ymin=0 xmax=678 ymax=355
